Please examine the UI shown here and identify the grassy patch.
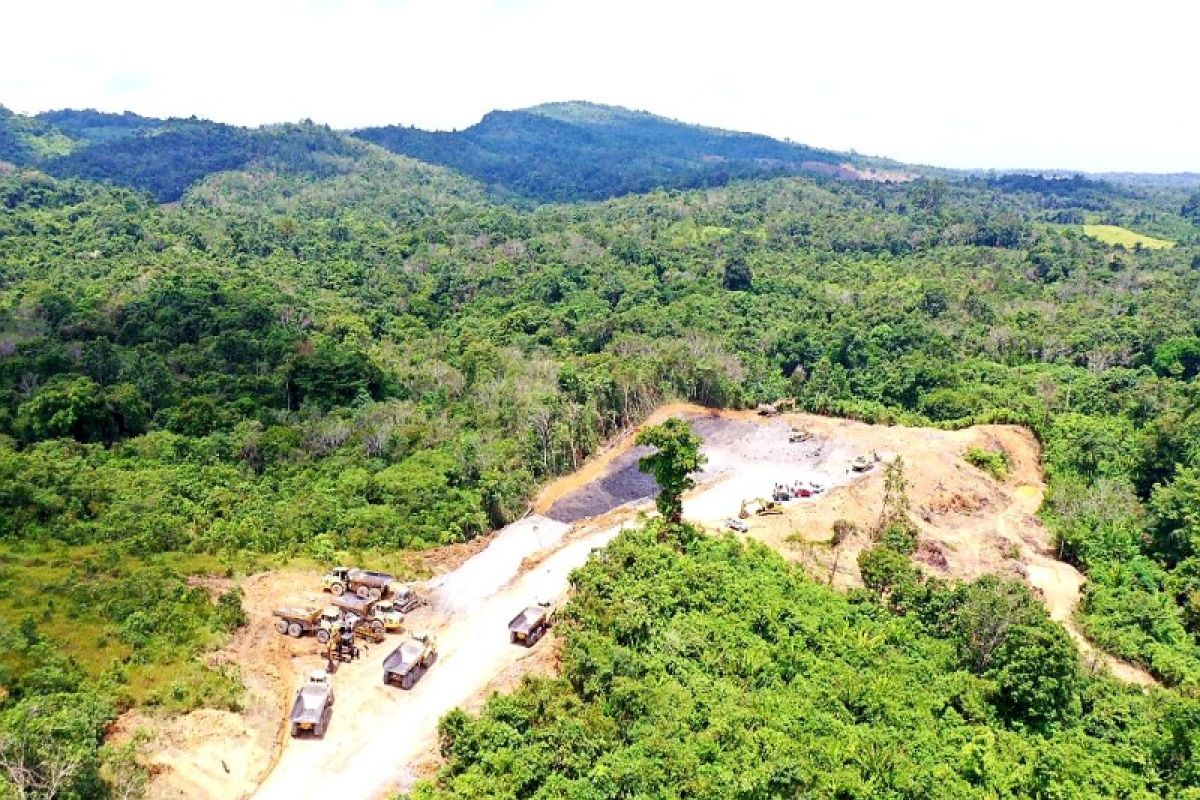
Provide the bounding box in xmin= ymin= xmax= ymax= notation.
xmin=1082 ymin=224 xmax=1174 ymax=249
xmin=965 ymin=446 xmax=1011 ymax=480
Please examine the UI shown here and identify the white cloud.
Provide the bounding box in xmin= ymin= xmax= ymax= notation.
xmin=1 ymin=0 xmax=1196 ymax=171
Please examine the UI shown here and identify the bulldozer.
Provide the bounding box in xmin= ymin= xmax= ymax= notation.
xmin=788 ymin=427 xmax=813 ymax=443
xmin=851 ymin=452 xmax=881 ymax=473
xmin=739 ymin=497 xmax=783 ymax=518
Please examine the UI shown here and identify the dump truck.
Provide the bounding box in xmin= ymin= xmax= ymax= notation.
xmin=332 ymin=592 xmax=403 ymax=635
xmin=508 ymin=603 xmax=553 ymax=647
xmin=382 ymin=633 xmax=438 ymax=689
xmin=317 ymin=610 xmax=386 ymax=644
xmin=369 ymin=597 xmax=408 ymax=631
xmin=289 ymin=670 xmax=334 ymax=738
xmin=322 ymin=567 xmax=397 ymax=600
xmin=272 ymin=606 xmax=328 ymax=638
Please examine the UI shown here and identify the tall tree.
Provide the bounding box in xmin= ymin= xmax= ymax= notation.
xmin=636 ymin=418 xmax=706 ymax=525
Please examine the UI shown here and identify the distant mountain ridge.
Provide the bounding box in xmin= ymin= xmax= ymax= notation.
xmin=353 ymin=101 xmax=913 ymax=202
xmin=5 ymin=100 xmax=1193 ymax=206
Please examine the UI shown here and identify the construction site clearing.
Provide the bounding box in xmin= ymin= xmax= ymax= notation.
xmin=118 ymin=403 xmax=1157 ymax=800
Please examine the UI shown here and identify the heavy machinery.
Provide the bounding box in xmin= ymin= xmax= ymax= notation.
xmin=388 ymin=585 xmax=425 ymax=614
xmin=317 ymin=610 xmax=386 ymax=645
xmin=382 ymin=633 xmax=438 ymax=689
xmin=369 ymin=597 xmax=408 ymax=631
xmin=757 ymin=398 xmax=796 ymax=417
xmin=321 ymin=567 xmax=396 ymax=600
xmin=289 ymin=670 xmax=334 ymax=738
xmin=739 ymin=497 xmax=783 ymax=518
xmin=325 ymin=625 xmax=361 ymax=667
xmin=508 ymin=603 xmax=553 ymax=647
xmin=788 ymin=427 xmax=813 ymax=443
xmin=272 ymin=606 xmax=327 ymax=638
xmin=851 ymin=453 xmax=881 ymax=473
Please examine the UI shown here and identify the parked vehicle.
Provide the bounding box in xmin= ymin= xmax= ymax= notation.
xmin=321 ymin=567 xmax=396 ymax=600
xmin=382 ymin=633 xmax=438 ymax=689
xmin=388 ymin=585 xmax=425 ymax=613
xmin=272 ymin=606 xmax=327 ymax=638
xmin=289 ymin=671 xmax=334 ymax=738
xmin=508 ymin=603 xmax=553 ymax=647
xmin=725 ymin=517 xmax=749 ymax=533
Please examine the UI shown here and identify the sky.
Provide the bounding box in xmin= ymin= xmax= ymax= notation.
xmin=2 ymin=0 xmax=1197 ymax=172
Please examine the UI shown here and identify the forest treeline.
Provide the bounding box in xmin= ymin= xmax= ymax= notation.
xmin=410 ymin=523 xmax=1200 ymax=799
xmin=1 ymin=110 xmax=1200 ymax=797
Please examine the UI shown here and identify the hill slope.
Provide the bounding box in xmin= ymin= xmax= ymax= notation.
xmin=352 ymin=101 xmax=911 ymax=202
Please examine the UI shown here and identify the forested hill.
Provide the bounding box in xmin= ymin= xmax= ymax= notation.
xmin=1 ymin=102 xmax=910 ymax=205
xmin=352 ymin=101 xmax=909 ymax=202
xmin=0 ymin=107 xmax=390 ymax=203
xmin=4 ymin=94 xmax=1200 ymax=796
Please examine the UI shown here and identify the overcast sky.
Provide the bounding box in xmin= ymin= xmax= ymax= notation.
xmin=3 ymin=0 xmax=1197 ymax=172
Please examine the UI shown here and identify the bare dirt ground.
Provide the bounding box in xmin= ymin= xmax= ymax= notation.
xmin=129 ymin=404 xmax=1153 ymax=799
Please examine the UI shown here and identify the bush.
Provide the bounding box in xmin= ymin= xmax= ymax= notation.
xmin=965 ymin=446 xmax=1011 ymax=480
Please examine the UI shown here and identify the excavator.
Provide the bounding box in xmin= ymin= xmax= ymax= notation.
xmin=739 ymin=497 xmax=783 ymax=519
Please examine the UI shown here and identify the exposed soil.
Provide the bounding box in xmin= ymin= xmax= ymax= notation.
xmin=130 ymin=404 xmax=1154 ymax=799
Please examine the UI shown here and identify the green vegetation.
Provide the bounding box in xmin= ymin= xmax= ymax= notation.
xmin=410 ymin=524 xmax=1200 ymax=799
xmin=965 ymin=446 xmax=1011 ymax=480
xmin=353 ymin=101 xmax=868 ymax=203
xmin=635 ymin=419 xmax=706 ymax=524
xmin=1 ymin=101 xmax=1200 ymax=796
xmin=1082 ymin=224 xmax=1175 ymax=249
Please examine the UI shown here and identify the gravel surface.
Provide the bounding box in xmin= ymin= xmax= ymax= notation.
xmin=546 ymin=446 xmax=657 ymax=522
xmin=547 ymin=414 xmax=835 ymax=523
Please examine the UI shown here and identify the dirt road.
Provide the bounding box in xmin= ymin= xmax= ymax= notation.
xmin=150 ymin=405 xmax=1152 ymax=799
xmin=251 ymin=516 xmax=624 ymax=800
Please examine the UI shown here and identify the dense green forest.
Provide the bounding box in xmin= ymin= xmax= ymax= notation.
xmin=411 ymin=523 xmax=1200 ymax=799
xmin=2 ymin=103 xmax=1200 ymax=797
xmin=353 ymin=102 xmax=873 ymax=202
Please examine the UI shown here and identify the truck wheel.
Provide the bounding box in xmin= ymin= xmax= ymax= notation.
xmin=369 ymin=619 xmax=385 ymax=636
xmin=401 ymin=672 xmax=415 ymax=690
xmin=330 ymin=582 xmax=345 ymax=596
xmin=356 ymin=586 xmax=370 ymax=599
xmin=316 ymin=629 xmax=330 ymax=644
xmin=288 ymin=622 xmax=303 ymax=638
xmin=510 ymin=631 xmax=518 ymax=644
xmin=275 ymin=620 xmax=289 ymax=635
xmin=368 ymin=587 xmax=383 ymax=601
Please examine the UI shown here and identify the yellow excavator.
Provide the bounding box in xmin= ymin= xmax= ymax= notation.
xmin=739 ymin=497 xmax=783 ymax=519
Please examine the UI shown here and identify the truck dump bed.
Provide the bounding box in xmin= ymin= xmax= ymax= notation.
xmin=331 ymin=594 xmax=373 ymax=616
xmin=273 ymin=606 xmax=321 ymax=622
xmin=508 ymin=606 xmax=548 ymax=635
xmin=384 ymin=641 xmax=425 ymax=675
xmin=348 ymin=569 xmax=395 ymax=587
xmin=290 ymin=684 xmax=330 ymax=724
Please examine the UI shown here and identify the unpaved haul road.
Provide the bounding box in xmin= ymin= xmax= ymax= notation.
xmin=251 ymin=413 xmax=858 ymax=800
xmin=251 ymin=516 xmax=623 ymax=800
